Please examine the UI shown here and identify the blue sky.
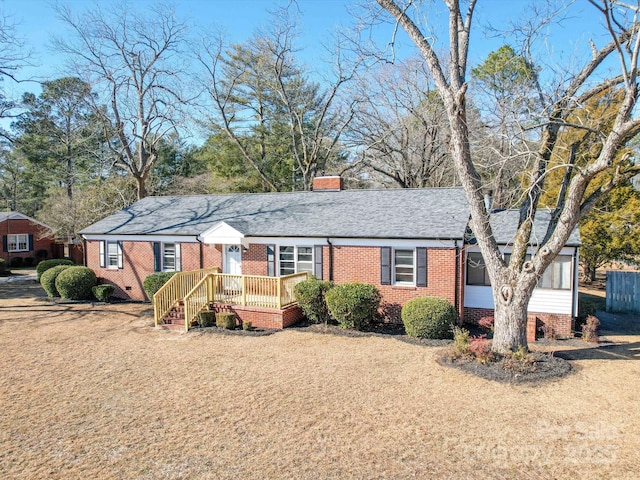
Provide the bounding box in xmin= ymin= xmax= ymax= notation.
xmin=0 ymin=0 xmax=615 ymax=104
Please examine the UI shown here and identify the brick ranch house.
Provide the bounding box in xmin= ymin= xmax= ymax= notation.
xmin=79 ymin=177 xmax=580 ymax=338
xmin=1 ymin=212 xmax=56 ymax=265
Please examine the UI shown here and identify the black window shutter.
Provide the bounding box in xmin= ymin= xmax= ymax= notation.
xmin=314 ymin=245 xmax=323 ymax=279
xmin=380 ymin=247 xmax=392 ymax=285
xmin=267 ymin=245 xmax=276 ymax=276
xmin=417 ymin=247 xmax=428 ymax=287
xmin=2 ymin=235 xmax=7 ymax=252
xmin=28 ymin=234 xmax=34 ymax=251
xmin=153 ymin=242 xmax=161 ymax=272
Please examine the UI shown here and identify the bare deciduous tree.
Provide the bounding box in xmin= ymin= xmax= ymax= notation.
xmin=53 ymin=3 xmax=190 ymax=199
xmin=375 ymin=0 xmax=640 ymax=353
xmin=348 ymin=57 xmax=457 ymax=188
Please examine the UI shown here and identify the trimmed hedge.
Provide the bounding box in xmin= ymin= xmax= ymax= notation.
xmin=56 ymin=266 xmax=97 ymax=300
xmin=10 ymin=257 xmax=23 ymax=268
xmin=36 ymin=259 xmax=75 ymax=281
xmin=41 ymin=265 xmax=72 ymax=297
xmin=294 ymin=277 xmax=334 ymax=324
xmin=401 ymin=296 xmax=457 ymax=339
xmin=325 ymin=282 xmax=381 ymax=330
xmin=197 ymin=311 xmax=216 ymax=327
xmin=143 ymin=272 xmax=177 ymax=300
xmin=216 ymin=312 xmax=237 ymax=329
xmin=92 ymin=284 xmax=115 ymax=302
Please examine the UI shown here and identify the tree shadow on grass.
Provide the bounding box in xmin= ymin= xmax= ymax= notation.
xmin=553 ymin=340 xmax=640 ymax=361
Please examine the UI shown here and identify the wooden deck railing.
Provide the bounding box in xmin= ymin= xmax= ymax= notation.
xmin=153 ymin=267 xmax=220 ymax=327
xmin=179 ymin=272 xmax=309 ymax=331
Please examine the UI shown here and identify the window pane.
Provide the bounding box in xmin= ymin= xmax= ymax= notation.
xmin=467 ymin=252 xmax=488 ymax=285
xmin=297 ymin=246 xmax=312 ymax=262
xmin=163 ymin=243 xmax=176 ymax=271
xmin=107 ymin=242 xmax=119 ymax=267
xmin=279 ymin=246 xmax=295 ymax=275
xmin=395 ymin=249 xmax=414 ymax=284
xmin=8 ymin=234 xmax=28 ymax=252
xmin=553 ymin=256 xmax=572 ymax=290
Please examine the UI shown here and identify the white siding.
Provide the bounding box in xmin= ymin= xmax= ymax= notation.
xmin=464 ymin=285 xmax=494 ymax=309
xmin=463 ymin=246 xmax=578 ymax=316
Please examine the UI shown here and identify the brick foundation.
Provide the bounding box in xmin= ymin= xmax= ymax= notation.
xmin=211 ymin=303 xmax=304 ymax=329
xmin=464 ymin=307 xmax=573 ymax=341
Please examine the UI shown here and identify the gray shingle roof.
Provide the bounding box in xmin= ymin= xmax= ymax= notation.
xmin=488 ymin=209 xmax=581 ymax=247
xmin=79 ymin=188 xmax=471 ymax=240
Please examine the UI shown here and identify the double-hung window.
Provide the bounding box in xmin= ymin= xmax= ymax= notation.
xmin=538 ymin=255 xmax=572 ymax=290
xmin=7 ymin=234 xmax=29 ymax=252
xmin=394 ymin=249 xmax=415 ymax=285
xmin=163 ymin=243 xmax=177 ymax=271
xmin=99 ymin=241 xmax=123 ymax=269
xmin=153 ymin=242 xmax=181 ymax=272
xmin=279 ymin=245 xmax=313 ymax=275
xmin=381 ymin=247 xmax=427 ymax=287
xmin=466 ymin=252 xmax=490 ymax=286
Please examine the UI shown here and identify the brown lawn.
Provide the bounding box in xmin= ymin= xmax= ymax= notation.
xmin=1 ymin=281 xmax=639 ymax=479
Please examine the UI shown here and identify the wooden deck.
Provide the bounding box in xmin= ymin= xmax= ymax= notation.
xmin=154 ymin=270 xmax=308 ymax=331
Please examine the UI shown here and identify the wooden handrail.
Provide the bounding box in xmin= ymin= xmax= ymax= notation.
xmin=153 ymin=267 xmax=220 ymax=327
xmin=157 ymin=270 xmax=309 ymax=331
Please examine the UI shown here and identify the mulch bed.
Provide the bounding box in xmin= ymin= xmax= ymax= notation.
xmin=437 ymin=351 xmax=573 ymax=384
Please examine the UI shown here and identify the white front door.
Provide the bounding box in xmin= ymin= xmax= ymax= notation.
xmin=224 ymin=245 xmax=242 ymax=275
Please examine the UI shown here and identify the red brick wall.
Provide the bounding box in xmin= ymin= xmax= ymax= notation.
xmin=1 ymin=219 xmax=55 ymax=263
xmin=243 ymin=244 xmax=268 ymax=276
xmin=211 ymin=303 xmax=303 ymax=329
xmin=328 ymin=245 xmax=459 ymax=322
xmin=464 ymin=307 xmax=573 ymax=341
xmin=87 ymin=240 xmax=208 ymax=301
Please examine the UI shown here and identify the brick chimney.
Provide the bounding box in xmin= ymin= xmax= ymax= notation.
xmin=312 ymin=175 xmax=343 ymax=191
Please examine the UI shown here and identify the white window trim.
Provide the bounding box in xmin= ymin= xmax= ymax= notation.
xmin=8 ymin=233 xmax=29 ymax=252
xmin=278 ymin=245 xmax=313 ymax=276
xmin=100 ymin=240 xmax=123 ymax=269
xmin=161 ymin=242 xmax=181 ymax=272
xmin=393 ymin=248 xmax=416 ymax=286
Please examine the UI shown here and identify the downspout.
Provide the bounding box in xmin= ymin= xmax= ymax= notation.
xmin=454 ymin=240 xmax=460 ymax=321
xmin=326 ymin=238 xmax=334 ymax=281
xmin=571 ymin=246 xmax=579 ymax=320
xmin=197 ymin=236 xmax=204 ymax=269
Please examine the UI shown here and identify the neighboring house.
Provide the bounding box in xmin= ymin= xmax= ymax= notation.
xmin=1 ymin=212 xmax=56 ymax=265
xmin=79 ymin=177 xmax=580 ymax=338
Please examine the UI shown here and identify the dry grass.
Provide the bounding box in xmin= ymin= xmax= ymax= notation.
xmin=1 ymin=282 xmax=640 ymax=479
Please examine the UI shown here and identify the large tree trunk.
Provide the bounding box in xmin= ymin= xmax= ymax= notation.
xmin=491 ymin=290 xmax=530 ymax=353
xmin=135 ymin=175 xmax=147 ymax=200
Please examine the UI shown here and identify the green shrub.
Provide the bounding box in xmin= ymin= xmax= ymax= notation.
xmin=55 ymin=266 xmax=97 ymax=300
xmin=197 ymin=310 xmax=216 ymax=327
xmin=0 ymin=258 xmax=6 ymax=274
xmin=325 ymin=282 xmax=381 ymax=330
xmin=242 ymin=320 xmax=253 ymax=331
xmin=142 ymin=272 xmax=177 ymax=300
xmin=401 ymin=296 xmax=457 ymax=339
xmin=92 ymin=284 xmax=115 ymax=302
xmin=294 ymin=277 xmax=334 ymax=324
xmin=10 ymin=257 xmax=23 ymax=268
xmin=41 ymin=265 xmax=72 ymax=297
xmin=36 ymin=259 xmax=75 ymax=281
xmin=216 ymin=312 xmax=236 ymax=329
